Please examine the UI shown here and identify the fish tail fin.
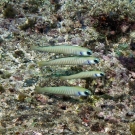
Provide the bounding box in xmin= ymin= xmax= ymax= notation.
xmin=35 ymin=86 xmax=48 ymax=94
xmin=34 ymin=86 xmax=41 ymax=93
xmin=59 ymin=76 xmax=67 ymax=80
xmin=37 ymin=61 xmax=47 ymax=67
xmin=30 ymin=45 xmax=38 ymax=50
xmin=31 ymin=45 xmax=46 ymax=52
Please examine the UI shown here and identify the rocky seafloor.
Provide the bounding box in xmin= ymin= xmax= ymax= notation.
xmin=0 ymin=0 xmax=135 ymax=134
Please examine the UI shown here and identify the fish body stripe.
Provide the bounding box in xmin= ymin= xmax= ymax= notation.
xmin=35 ymin=86 xmax=91 ymax=96
xmin=60 ymin=71 xmax=105 ymax=80
xmin=31 ymin=45 xmax=92 ymax=56
xmin=38 ymin=57 xmax=99 ymax=66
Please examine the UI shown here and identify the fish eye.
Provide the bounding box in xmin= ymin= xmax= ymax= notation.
xmin=94 ymin=59 xmax=99 ymax=63
xmin=84 ymin=91 xmax=90 ymax=96
xmin=100 ymin=73 xmax=104 ymax=76
xmin=87 ymin=51 xmax=92 ymax=55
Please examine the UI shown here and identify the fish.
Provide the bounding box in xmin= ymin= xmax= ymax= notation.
xmin=31 ymin=45 xmax=92 ymax=56
xmin=38 ymin=57 xmax=99 ymax=67
xmin=35 ymin=86 xmax=91 ymax=96
xmin=60 ymin=71 xmax=105 ymax=80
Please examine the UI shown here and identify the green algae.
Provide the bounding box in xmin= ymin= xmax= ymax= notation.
xmin=130 ymin=122 xmax=135 ymax=135
xmin=3 ymin=4 xmax=17 ymax=18
xmin=80 ymin=95 xmax=101 ymax=106
xmin=19 ymin=18 xmax=36 ymax=31
xmin=0 ymin=84 xmax=5 ymax=93
xmin=115 ymin=43 xmax=130 ymax=57
xmin=13 ymin=50 xmax=24 ymax=58
xmin=18 ymin=92 xmax=27 ymax=102
xmin=1 ymin=71 xmax=11 ymax=79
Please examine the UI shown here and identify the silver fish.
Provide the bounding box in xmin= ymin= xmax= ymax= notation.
xmin=31 ymin=45 xmax=92 ymax=56
xmin=35 ymin=86 xmax=91 ymax=96
xmin=38 ymin=57 xmax=99 ymax=67
xmin=60 ymin=71 xmax=105 ymax=80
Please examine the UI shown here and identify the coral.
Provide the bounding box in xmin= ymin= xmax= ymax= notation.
xmin=91 ymin=122 xmax=105 ymax=132
xmin=58 ymin=0 xmax=135 ymax=42
xmin=0 ymin=0 xmax=134 ymax=134
xmin=118 ymin=56 xmax=135 ymax=71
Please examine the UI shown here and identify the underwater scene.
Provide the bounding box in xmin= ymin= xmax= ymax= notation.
xmin=0 ymin=0 xmax=135 ymax=134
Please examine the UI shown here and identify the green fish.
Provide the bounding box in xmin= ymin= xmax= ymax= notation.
xmin=38 ymin=57 xmax=99 ymax=67
xmin=35 ymin=86 xmax=91 ymax=96
xmin=60 ymin=71 xmax=105 ymax=80
xmin=31 ymin=45 xmax=92 ymax=56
